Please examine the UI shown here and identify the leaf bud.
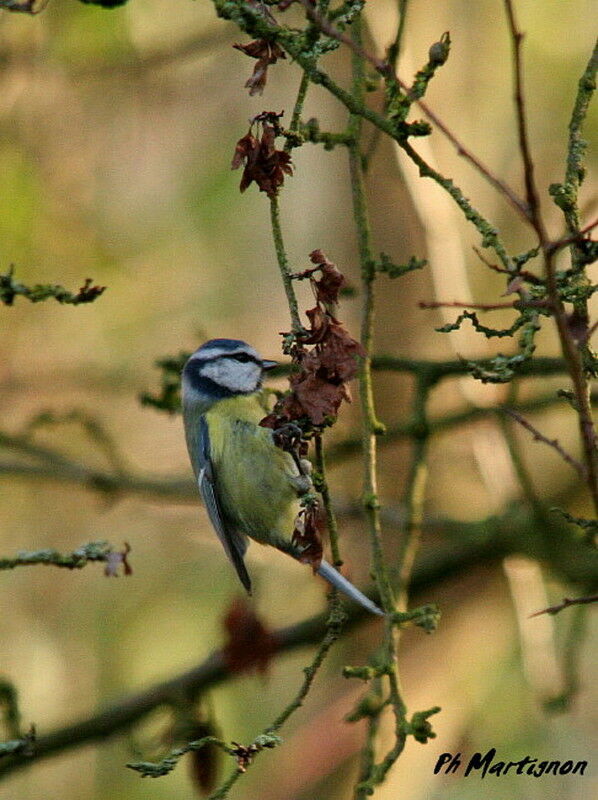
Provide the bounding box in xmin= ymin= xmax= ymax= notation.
xmin=428 ymin=32 xmax=451 ymax=66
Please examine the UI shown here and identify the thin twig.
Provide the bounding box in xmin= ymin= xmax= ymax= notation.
xmin=348 ymin=19 xmax=412 ymax=798
xmin=499 ymin=384 xmax=541 ymax=507
xmin=300 ymin=0 xmax=390 ymax=76
xmin=396 ymin=374 xmax=431 ymax=603
xmin=206 ymin=598 xmax=346 ymax=798
xmin=472 ymin=246 xmax=542 ymax=284
xmin=503 ymin=407 xmax=587 ymax=477
xmin=2 ymin=385 xmax=591 ymax=491
xmin=0 ymin=603 xmax=352 ymax=780
xmin=301 ymin=0 xmax=530 ymax=221
xmin=503 ymin=4 xmax=598 ymax=511
xmin=387 ymin=0 xmax=410 ymax=69
xmin=583 ymin=320 xmax=598 ymax=345
xmin=546 ymin=216 xmax=598 ymax=254
xmin=542 ymin=41 xmax=598 ymax=512
xmin=545 ymin=602 xmax=590 ymax=711
xmin=314 ymin=434 xmax=342 ymax=567
xmin=0 ymin=542 xmax=131 ymax=574
xmin=0 ymin=511 xmax=595 ymax=778
xmin=348 ymin=21 xmax=393 ymax=612
xmin=215 ymin=1 xmax=518 ymax=268
xmin=529 ymin=593 xmax=598 ymax=618
xmin=286 ymin=70 xmax=310 ymax=152
xmin=503 ymin=0 xmax=543 ymax=228
xmin=419 ymin=300 xmax=517 ymax=311
xmin=414 ymin=96 xmax=530 ymax=221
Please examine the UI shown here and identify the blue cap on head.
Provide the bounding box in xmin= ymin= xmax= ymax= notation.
xmin=200 ymin=338 xmax=249 ymax=353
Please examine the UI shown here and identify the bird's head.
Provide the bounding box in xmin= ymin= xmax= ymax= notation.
xmin=181 ymin=338 xmax=277 ymax=411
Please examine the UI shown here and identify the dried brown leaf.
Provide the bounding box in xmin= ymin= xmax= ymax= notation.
xmin=309 ymin=249 xmax=347 ymax=305
xmin=231 ymin=123 xmax=292 ymax=198
xmin=231 ymin=131 xmax=259 ymax=171
xmin=292 ymin=503 xmax=324 ymax=570
xmin=233 ymin=40 xmax=286 ymax=96
xmin=317 ymin=320 xmax=365 ymax=381
xmin=222 ymin=597 xmax=276 ymax=675
xmin=292 ymin=372 xmax=347 ymax=425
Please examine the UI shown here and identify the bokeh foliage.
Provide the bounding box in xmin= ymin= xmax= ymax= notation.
xmin=0 ymin=2 xmax=596 ymax=799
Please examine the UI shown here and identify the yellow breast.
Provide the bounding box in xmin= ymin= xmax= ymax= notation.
xmin=204 ymin=394 xmax=299 ymax=546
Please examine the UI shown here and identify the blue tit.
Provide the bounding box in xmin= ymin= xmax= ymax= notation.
xmin=181 ymin=338 xmax=384 ymax=616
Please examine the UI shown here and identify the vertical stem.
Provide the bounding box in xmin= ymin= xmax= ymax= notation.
xmin=557 ymin=602 xmax=589 ymax=707
xmin=269 ymin=195 xmax=302 ymax=333
xmin=356 ymin=679 xmax=382 ymax=787
xmin=348 ymin=21 xmax=393 ymax=614
xmin=562 ymin=41 xmax=598 ymax=240
xmin=287 ymin=71 xmax=310 ymax=148
xmin=314 ymin=434 xmax=342 ymax=567
xmin=387 ymin=0 xmax=409 ymax=68
xmin=544 ymin=257 xmax=598 ymax=516
xmin=349 ymin=19 xmax=411 ymax=800
xmin=504 ymin=7 xmax=598 ymax=514
xmin=396 ymin=378 xmax=430 ymax=610
xmin=503 ymin=0 xmax=541 ymax=222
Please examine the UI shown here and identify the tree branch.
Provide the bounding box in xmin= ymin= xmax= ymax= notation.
xmin=503 ymin=407 xmax=587 ymax=477
xmin=529 ymin=593 xmax=598 ymax=618
xmin=0 ymin=506 xmax=594 ymax=780
xmin=0 ymin=541 xmax=131 ymax=575
xmin=302 ymin=0 xmax=530 ymax=221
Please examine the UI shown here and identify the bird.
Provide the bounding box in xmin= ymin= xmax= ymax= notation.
xmin=181 ymin=338 xmax=384 ymax=617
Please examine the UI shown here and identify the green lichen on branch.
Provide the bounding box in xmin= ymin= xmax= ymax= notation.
xmin=213 ymin=1 xmax=513 ymax=270
xmin=385 ymin=31 xmax=451 ymax=123
xmin=403 ymin=706 xmax=441 ymax=744
xmin=0 ymin=541 xmax=131 ymax=575
xmin=299 ymin=117 xmax=355 ymax=150
xmin=436 ymin=309 xmax=528 ymax=339
xmin=378 ymin=253 xmax=427 ymax=278
xmin=436 ymin=302 xmax=544 ymax=383
xmin=127 ymin=736 xmax=240 ymax=779
xmin=391 ymin=603 xmax=441 ymax=633
xmin=549 ymin=40 xmax=597 ymax=241
xmin=0 ymin=267 xmax=105 ymax=306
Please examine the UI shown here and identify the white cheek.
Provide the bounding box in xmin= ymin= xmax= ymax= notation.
xmin=202 ymin=360 xmax=260 ymax=392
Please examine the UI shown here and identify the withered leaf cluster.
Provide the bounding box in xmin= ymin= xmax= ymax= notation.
xmin=221 ymin=596 xmax=276 ymax=676
xmin=230 ymin=738 xmax=277 ymax=773
xmin=233 ymin=39 xmax=286 ymax=96
xmin=263 ymin=250 xmax=364 ymax=427
xmin=231 ymin=114 xmax=292 ymax=199
xmin=291 ymin=502 xmax=325 ymax=571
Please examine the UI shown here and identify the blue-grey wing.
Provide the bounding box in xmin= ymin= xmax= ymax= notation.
xmin=197 ymin=416 xmax=251 ymax=593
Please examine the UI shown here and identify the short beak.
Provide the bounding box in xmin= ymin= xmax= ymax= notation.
xmin=262 ymin=359 xmax=278 ymax=371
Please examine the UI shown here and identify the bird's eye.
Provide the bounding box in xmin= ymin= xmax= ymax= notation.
xmin=234 ymin=353 xmax=251 ymax=363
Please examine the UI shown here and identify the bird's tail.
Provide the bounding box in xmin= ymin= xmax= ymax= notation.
xmin=316 ymin=559 xmax=385 ymax=617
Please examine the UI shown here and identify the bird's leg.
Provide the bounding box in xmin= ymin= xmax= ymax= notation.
xmin=271 ymin=422 xmax=313 ymax=494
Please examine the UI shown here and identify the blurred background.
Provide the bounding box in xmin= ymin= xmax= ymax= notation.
xmin=0 ymin=0 xmax=596 ymax=798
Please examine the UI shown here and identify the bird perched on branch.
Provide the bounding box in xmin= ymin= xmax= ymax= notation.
xmin=181 ymin=338 xmax=383 ymax=616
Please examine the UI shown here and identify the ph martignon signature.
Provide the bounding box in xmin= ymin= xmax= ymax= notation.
xmin=434 ymin=748 xmax=588 ymax=778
